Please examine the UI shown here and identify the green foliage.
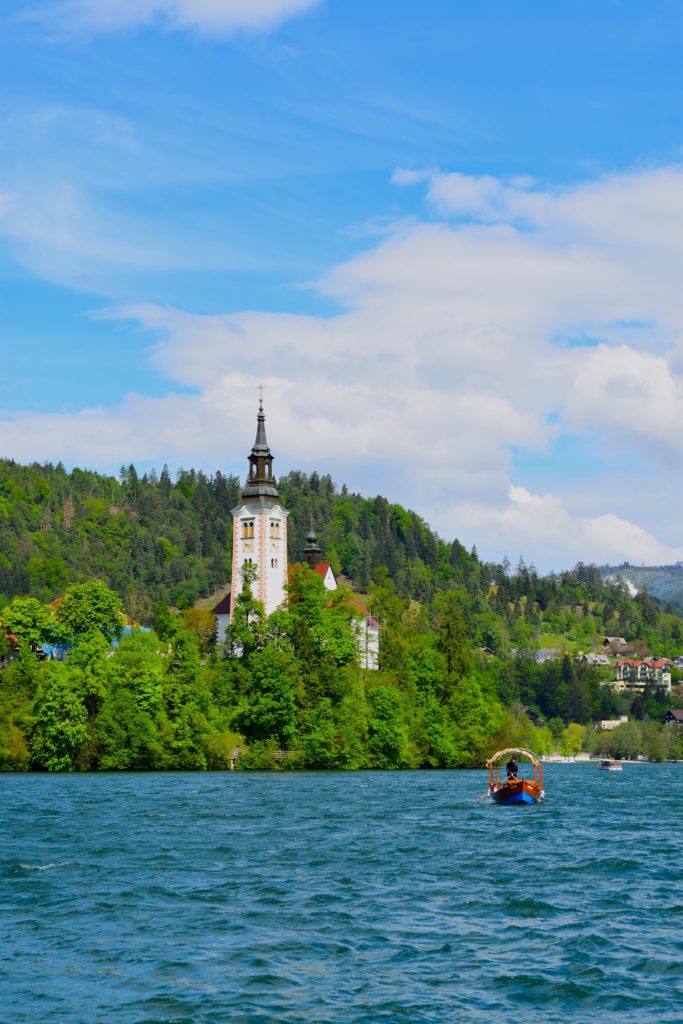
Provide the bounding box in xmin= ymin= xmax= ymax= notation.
xmin=181 ymin=608 xmax=217 ymax=657
xmin=2 ymin=597 xmax=54 ymax=648
xmin=56 ymin=580 xmax=124 ymax=644
xmin=286 ymin=564 xmax=358 ymax=668
xmin=0 ymin=459 xmax=682 ymax=772
xmin=226 ymin=565 xmax=266 ymax=659
xmin=30 ymin=668 xmax=88 ymax=771
xmin=0 ymin=682 xmax=31 ymax=770
xmin=94 ymin=688 xmax=162 ymax=770
xmin=300 ymin=698 xmax=346 ymax=769
xmin=234 ymin=646 xmax=297 ymax=746
xmin=367 ymin=687 xmax=411 ymax=769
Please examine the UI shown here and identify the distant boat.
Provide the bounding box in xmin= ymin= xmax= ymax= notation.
xmin=598 ymin=758 xmax=623 ymax=771
xmin=486 ymin=747 xmax=544 ymax=805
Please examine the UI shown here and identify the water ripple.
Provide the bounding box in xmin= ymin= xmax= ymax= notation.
xmin=2 ymin=765 xmax=683 ymax=1022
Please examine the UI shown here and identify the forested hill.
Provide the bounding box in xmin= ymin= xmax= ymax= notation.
xmin=600 ymin=564 xmax=683 ymax=613
xmin=0 ymin=459 xmax=468 ymax=615
xmin=0 ymin=458 xmax=681 ymax=658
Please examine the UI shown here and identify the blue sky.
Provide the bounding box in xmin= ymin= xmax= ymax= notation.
xmin=1 ymin=0 xmax=682 ymax=569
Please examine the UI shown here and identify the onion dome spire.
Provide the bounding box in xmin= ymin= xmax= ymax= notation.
xmin=303 ymin=519 xmax=323 ymax=567
xmin=242 ymin=397 xmax=279 ymax=499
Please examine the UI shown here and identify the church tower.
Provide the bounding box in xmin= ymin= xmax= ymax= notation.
xmin=230 ymin=400 xmax=289 ymax=619
xmin=302 ymin=526 xmax=322 ymax=568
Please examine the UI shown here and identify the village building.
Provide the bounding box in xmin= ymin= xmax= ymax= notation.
xmin=603 ymin=635 xmax=628 ymax=654
xmin=612 ymin=659 xmax=672 ymax=693
xmin=509 ymin=648 xmax=562 ymax=664
xmin=597 ymin=715 xmax=628 ymax=731
xmin=663 ymin=709 xmax=683 ymax=726
xmin=581 ymin=652 xmax=611 ymax=667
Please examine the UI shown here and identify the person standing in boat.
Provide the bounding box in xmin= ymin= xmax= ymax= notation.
xmin=505 ymin=756 xmax=519 ymax=781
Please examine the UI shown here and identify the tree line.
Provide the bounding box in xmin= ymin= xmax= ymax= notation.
xmin=1 ymin=569 xmax=682 ymax=772
xmin=1 ymin=459 xmax=683 ymax=772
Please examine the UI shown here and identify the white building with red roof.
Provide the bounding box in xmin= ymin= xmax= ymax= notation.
xmin=613 ymin=658 xmax=672 ymax=693
xmin=303 ymin=530 xmax=379 ymax=671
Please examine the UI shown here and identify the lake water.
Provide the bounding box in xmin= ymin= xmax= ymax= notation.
xmin=2 ymin=764 xmax=683 ymax=1023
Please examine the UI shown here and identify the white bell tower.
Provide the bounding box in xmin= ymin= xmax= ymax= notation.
xmin=230 ymin=398 xmax=289 ymax=618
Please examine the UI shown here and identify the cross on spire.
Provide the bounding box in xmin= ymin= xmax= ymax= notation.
xmin=257 ymin=383 xmax=264 ymax=408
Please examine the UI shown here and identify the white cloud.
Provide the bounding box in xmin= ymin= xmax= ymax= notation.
xmin=456 ymin=487 xmax=683 ymax=569
xmin=3 ymin=163 xmax=683 ymax=569
xmin=31 ymin=0 xmax=321 ymax=35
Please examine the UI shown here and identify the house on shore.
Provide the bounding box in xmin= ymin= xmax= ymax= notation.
xmin=612 ymin=659 xmax=672 ymax=693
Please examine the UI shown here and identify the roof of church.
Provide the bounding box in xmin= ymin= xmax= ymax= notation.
xmin=251 ymin=399 xmax=270 ymax=455
xmin=347 ymin=596 xmax=380 ymax=630
xmin=309 ymin=562 xmax=379 ymax=628
xmin=212 ymin=593 xmax=232 ymax=615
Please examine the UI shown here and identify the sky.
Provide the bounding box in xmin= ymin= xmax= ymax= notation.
xmin=0 ymin=0 xmax=682 ymax=572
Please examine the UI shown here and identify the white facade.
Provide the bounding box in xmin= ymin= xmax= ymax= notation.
xmin=318 ymin=563 xmax=337 ymax=591
xmin=230 ymin=501 xmax=289 ymax=619
xmin=312 ymin=561 xmax=380 ymax=670
xmin=353 ymin=616 xmax=380 ymax=671
xmin=215 ymin=612 xmax=230 ymax=645
xmin=598 ymin=715 xmax=629 ymax=731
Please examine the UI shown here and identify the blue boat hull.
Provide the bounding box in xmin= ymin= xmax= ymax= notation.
xmin=493 ymin=789 xmax=537 ymax=805
xmin=491 ymin=779 xmax=543 ymax=805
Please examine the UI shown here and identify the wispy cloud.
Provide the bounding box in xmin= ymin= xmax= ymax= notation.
xmin=0 ymin=106 xmax=255 ymax=291
xmin=27 ymin=0 xmax=322 ymax=37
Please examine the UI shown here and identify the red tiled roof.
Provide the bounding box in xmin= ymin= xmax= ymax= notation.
xmin=314 ymin=562 xmax=332 ymax=579
xmin=347 ymin=596 xmax=380 ymax=629
xmin=617 ymin=658 xmax=669 ymax=671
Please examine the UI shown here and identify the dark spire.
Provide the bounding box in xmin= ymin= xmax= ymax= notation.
xmin=242 ymin=399 xmax=279 ymax=499
xmin=252 ymin=398 xmax=270 ymax=455
xmin=303 ymin=522 xmax=323 ymax=567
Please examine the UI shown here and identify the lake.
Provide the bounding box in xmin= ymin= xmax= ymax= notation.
xmin=2 ymin=764 xmax=683 ymax=1022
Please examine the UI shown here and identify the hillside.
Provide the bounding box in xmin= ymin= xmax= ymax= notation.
xmin=2 ymin=459 xmax=683 ymax=775
xmin=600 ymin=564 xmax=683 ymax=613
xmin=0 ymin=460 xmax=451 ymax=617
xmin=0 ymin=458 xmax=681 ymax=660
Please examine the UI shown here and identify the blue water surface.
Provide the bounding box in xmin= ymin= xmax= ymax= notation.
xmin=2 ymin=765 xmax=683 ymax=1023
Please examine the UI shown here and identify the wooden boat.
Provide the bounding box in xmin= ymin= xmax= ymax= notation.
xmin=598 ymin=758 xmax=622 ymax=771
xmin=486 ymin=747 xmax=544 ymax=805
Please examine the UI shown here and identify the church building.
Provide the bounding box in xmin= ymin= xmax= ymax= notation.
xmin=213 ymin=399 xmax=379 ymax=669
